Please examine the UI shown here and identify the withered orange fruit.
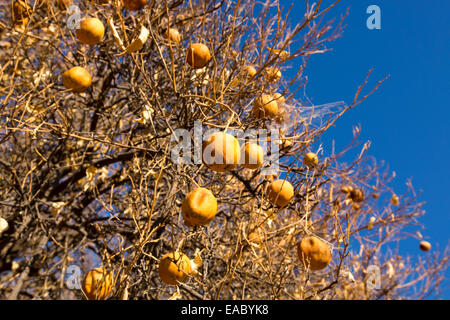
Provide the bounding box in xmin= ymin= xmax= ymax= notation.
xmin=273 ymin=92 xmax=285 ymax=104
xmin=264 ymin=67 xmax=281 ymax=83
xmin=158 ymin=251 xmax=192 ymax=285
xmin=202 ymin=132 xmax=241 ymax=172
xmin=242 ymin=65 xmax=257 ymax=79
xmin=62 ymin=66 xmax=92 ymax=93
xmin=76 ymin=17 xmax=105 ymax=45
xmin=252 ymin=94 xmax=279 ymax=119
xmin=340 ymin=186 xmax=353 ymax=194
xmin=82 ymin=267 xmax=112 ymax=300
xmin=168 ymin=28 xmax=181 ymax=43
xmin=182 ymin=187 xmax=217 ymax=226
xmin=122 ymin=0 xmax=147 ymax=10
xmin=297 ymin=236 xmax=331 ymax=270
xmin=391 ymin=194 xmax=399 ymax=205
xmin=303 ymin=152 xmax=318 ymax=168
xmin=186 ymin=43 xmax=212 ymax=69
xmin=419 ymin=241 xmax=431 ymax=252
xmin=267 ymin=179 xmax=294 ymax=207
xmin=248 ymin=232 xmax=263 ymax=244
xmin=242 ymin=142 xmax=264 ymax=170
xmin=349 ymin=188 xmax=364 ymax=203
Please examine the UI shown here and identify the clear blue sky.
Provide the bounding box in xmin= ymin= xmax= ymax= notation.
xmin=279 ymin=0 xmax=449 ymax=298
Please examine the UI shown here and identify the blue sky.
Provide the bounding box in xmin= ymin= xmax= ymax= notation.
xmin=279 ymin=0 xmax=449 ymax=298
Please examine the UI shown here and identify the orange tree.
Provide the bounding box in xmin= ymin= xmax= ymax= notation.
xmin=0 ymin=0 xmax=448 ymax=299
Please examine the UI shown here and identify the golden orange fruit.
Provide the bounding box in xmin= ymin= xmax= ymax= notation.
xmin=181 ymin=187 xmax=218 ymax=226
xmin=280 ymin=137 xmax=293 ymax=149
xmin=75 ymin=17 xmax=105 ymax=45
xmin=275 ymin=108 xmax=288 ymax=125
xmin=62 ymin=66 xmax=92 ymax=93
xmin=297 ymin=236 xmax=331 ymax=270
xmin=391 ymin=194 xmax=399 ymax=206
xmin=349 ymin=188 xmax=364 ymax=203
xmin=340 ymin=186 xmax=353 ymax=194
xmin=367 ymin=216 xmax=376 ymax=230
xmin=168 ymin=28 xmax=181 ymax=43
xmin=122 ymin=0 xmax=146 ymax=10
xmin=248 ymin=232 xmax=263 ymax=244
xmin=186 ymin=43 xmax=212 ymax=69
xmin=202 ymin=132 xmax=241 ymax=172
xmin=419 ymin=241 xmax=431 ymax=252
xmin=242 ymin=142 xmax=264 ymax=170
xmin=158 ymin=251 xmax=192 ymax=285
xmin=252 ymin=94 xmax=279 ymax=119
xmin=264 ymin=67 xmax=281 ymax=83
xmin=176 ymin=13 xmax=187 ymax=24
xmin=242 ymin=65 xmax=257 ymax=79
xmin=230 ymin=49 xmax=238 ymax=59
xmin=273 ymin=92 xmax=285 ymax=104
xmin=267 ymin=179 xmax=294 ymax=207
xmin=82 ymin=268 xmax=113 ymax=300
xmin=303 ymin=152 xmax=318 ymax=168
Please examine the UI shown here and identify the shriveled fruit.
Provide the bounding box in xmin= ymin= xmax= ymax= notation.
xmin=280 ymin=137 xmax=293 ymax=149
xmin=340 ymin=186 xmax=353 ymax=194
xmin=182 ymin=187 xmax=217 ymax=226
xmin=267 ymin=179 xmax=294 ymax=207
xmin=303 ymin=152 xmax=318 ymax=168
xmin=267 ymin=47 xmax=289 ymax=59
xmin=158 ymin=252 xmax=192 ymax=285
xmin=367 ymin=216 xmax=376 ymax=230
xmin=62 ymin=66 xmax=92 ymax=93
xmin=242 ymin=65 xmax=257 ymax=79
xmin=349 ymin=188 xmax=364 ymax=203
xmin=202 ymin=132 xmax=240 ymax=172
xmin=248 ymin=232 xmax=263 ymax=244
xmin=168 ymin=28 xmax=181 ymax=43
xmin=242 ymin=142 xmax=264 ymax=170
xmin=264 ymin=67 xmax=281 ymax=83
xmin=186 ymin=43 xmax=211 ymax=68
xmin=82 ymin=268 xmax=112 ymax=300
xmin=252 ymin=94 xmax=278 ymax=119
xmin=297 ymin=236 xmax=331 ymax=270
xmin=273 ymin=92 xmax=285 ymax=104
xmin=122 ymin=0 xmax=146 ymax=10
xmin=76 ymin=17 xmax=105 ymax=45
xmin=419 ymin=241 xmax=431 ymax=252
xmin=391 ymin=194 xmax=399 ymax=205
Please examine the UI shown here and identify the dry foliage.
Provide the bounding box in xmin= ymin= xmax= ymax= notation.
xmin=0 ymin=0 xmax=448 ymax=300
